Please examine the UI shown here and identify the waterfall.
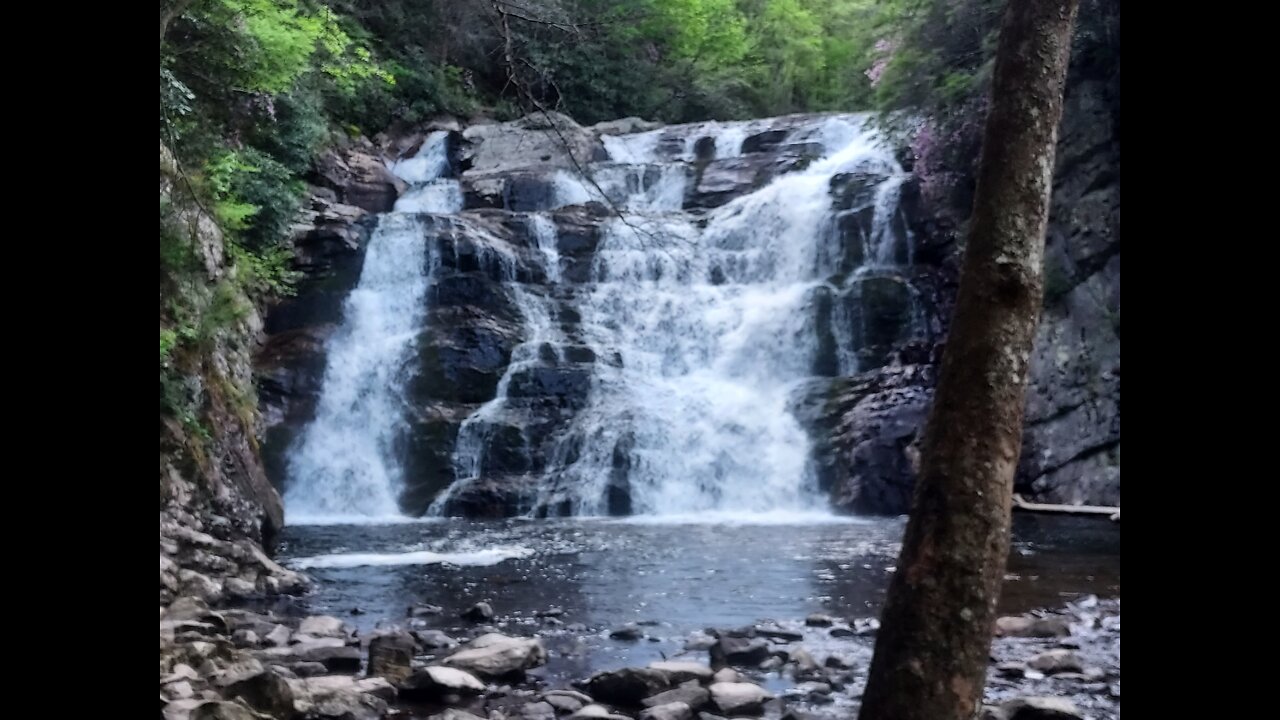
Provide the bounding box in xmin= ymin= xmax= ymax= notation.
xmin=283 ymin=133 xmax=453 ymax=524
xmin=533 ymin=115 xmax=913 ymax=517
xmin=284 ymin=116 xmax=922 ymax=523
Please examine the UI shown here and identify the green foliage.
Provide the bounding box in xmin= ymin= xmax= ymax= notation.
xmin=160 ymin=328 xmax=179 ymax=366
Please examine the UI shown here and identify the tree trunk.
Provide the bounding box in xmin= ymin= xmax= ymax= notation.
xmin=856 ymin=2 xmax=1079 ymax=719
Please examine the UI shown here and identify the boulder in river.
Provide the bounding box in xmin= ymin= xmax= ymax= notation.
xmin=708 ymin=682 xmax=774 ymax=715
xmin=582 ymin=667 xmax=671 ymax=706
xmin=443 ymin=633 xmax=546 ymax=678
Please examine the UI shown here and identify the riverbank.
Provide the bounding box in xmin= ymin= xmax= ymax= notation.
xmin=159 ymin=594 xmax=1118 ymax=719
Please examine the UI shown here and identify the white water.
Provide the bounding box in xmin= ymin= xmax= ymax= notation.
xmin=284 ymin=133 xmax=454 ymax=525
xmin=539 ymin=115 xmax=910 ymax=517
xmin=286 ymin=115 xmax=918 ymax=524
xmin=290 ymin=545 xmax=533 ymax=569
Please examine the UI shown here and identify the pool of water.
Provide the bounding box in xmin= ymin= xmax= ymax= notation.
xmin=272 ymin=513 xmax=1118 ymax=689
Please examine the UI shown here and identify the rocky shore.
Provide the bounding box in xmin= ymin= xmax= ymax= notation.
xmin=160 ymin=590 xmax=1118 ymax=719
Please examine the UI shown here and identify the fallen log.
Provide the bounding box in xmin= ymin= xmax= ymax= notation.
xmin=1012 ymin=494 xmax=1120 ymax=518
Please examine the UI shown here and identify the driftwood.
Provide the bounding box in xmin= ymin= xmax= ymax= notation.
xmin=1012 ymin=494 xmax=1119 ymax=521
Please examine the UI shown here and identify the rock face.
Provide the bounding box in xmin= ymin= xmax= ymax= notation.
xmin=161 ymin=142 xmax=307 ymax=609
xmin=811 ymin=0 xmax=1120 ymax=510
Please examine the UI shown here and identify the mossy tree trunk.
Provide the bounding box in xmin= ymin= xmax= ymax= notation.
xmin=856 ymin=1 xmax=1080 ymax=719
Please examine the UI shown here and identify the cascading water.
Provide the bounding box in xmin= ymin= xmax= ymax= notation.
xmin=283 ymin=133 xmax=454 ymax=524
xmin=284 ymin=115 xmax=922 ymax=522
xmin=536 ymin=115 xmax=915 ymax=517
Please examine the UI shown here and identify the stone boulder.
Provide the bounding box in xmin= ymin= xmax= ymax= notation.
xmin=443 ymin=633 xmax=547 ymax=678
xmin=401 ymin=666 xmax=487 ymax=698
xmin=709 ymin=636 xmax=771 ymax=669
xmin=582 ymin=667 xmax=672 ymax=706
xmin=708 ymin=682 xmax=773 ymax=715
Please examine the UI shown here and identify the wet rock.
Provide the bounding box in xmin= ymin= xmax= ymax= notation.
xmin=648 ymin=662 xmax=714 ymax=684
xmin=823 ymin=655 xmax=853 ymax=670
xmin=804 ymin=614 xmax=834 ymax=627
xmin=314 ymin=144 xmax=405 ymax=213
xmin=789 ymin=648 xmax=822 ymax=680
xmin=753 ymin=624 xmax=803 ymax=642
xmin=295 ymin=676 xmax=393 ymax=719
xmin=643 ymin=683 xmax=710 ymax=711
xmin=211 ymin=658 xmax=268 ymax=689
xmin=687 ymin=154 xmax=810 ymax=209
xmin=569 ymin=705 xmax=630 ymax=720
xmin=544 ymin=689 xmax=591 ymax=713
xmin=444 ymin=633 xmax=547 ymax=678
xmin=263 ymin=625 xmax=291 ymax=647
xmin=518 ymin=701 xmax=556 ymax=720
xmin=401 ymin=666 xmax=487 ymax=698
xmin=996 ymin=615 xmax=1073 ymax=638
xmin=223 ymin=669 xmax=297 ymax=718
xmin=462 ymin=113 xmax=602 ymax=178
xmin=285 ymin=662 xmax=328 ymax=678
xmin=463 ymin=602 xmax=495 ymax=622
xmin=592 ymin=118 xmax=663 ymax=136
xmin=710 ymin=637 xmax=770 ymax=669
xmin=261 ymin=641 xmax=362 ymax=673
xmin=996 ymin=661 xmax=1028 ymax=678
xmin=410 ymin=603 xmax=444 ymax=617
xmin=582 ymin=667 xmax=671 ymax=706
xmin=164 ymin=680 xmax=196 ymax=701
xmin=427 ymin=711 xmax=488 ymax=720
xmin=224 ymin=578 xmax=258 ymax=599
xmin=758 ymin=656 xmax=783 ymax=671
xmin=683 ymin=632 xmax=717 ymax=652
xmin=708 ymin=682 xmax=773 ymax=715
xmin=711 ymin=669 xmax=742 ymax=684
xmin=178 ymin=571 xmax=225 ymax=604
xmin=610 ymin=623 xmax=645 ymax=641
xmin=1027 ymin=649 xmax=1084 ymax=675
xmin=368 ymin=631 xmax=416 ymax=684
xmin=189 ymin=701 xmax=268 ymax=720
xmin=162 ymin=664 xmax=200 ymax=685
xmin=640 ymin=702 xmax=694 ymax=720
xmin=741 ymin=129 xmax=789 ymax=155
xmin=231 ymin=630 xmax=260 ymax=647
xmin=983 ymin=697 xmax=1084 ymax=720
xmin=415 ymin=629 xmax=459 ymax=648
xmin=852 ymin=617 xmax=880 ymax=636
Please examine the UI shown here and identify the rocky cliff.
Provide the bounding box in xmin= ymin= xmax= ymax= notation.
xmin=817 ymin=4 xmax=1120 ymax=513
xmin=160 ymin=143 xmax=309 ymax=606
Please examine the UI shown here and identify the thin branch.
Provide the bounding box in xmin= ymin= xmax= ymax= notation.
xmin=486 ymin=0 xmax=687 ymax=253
